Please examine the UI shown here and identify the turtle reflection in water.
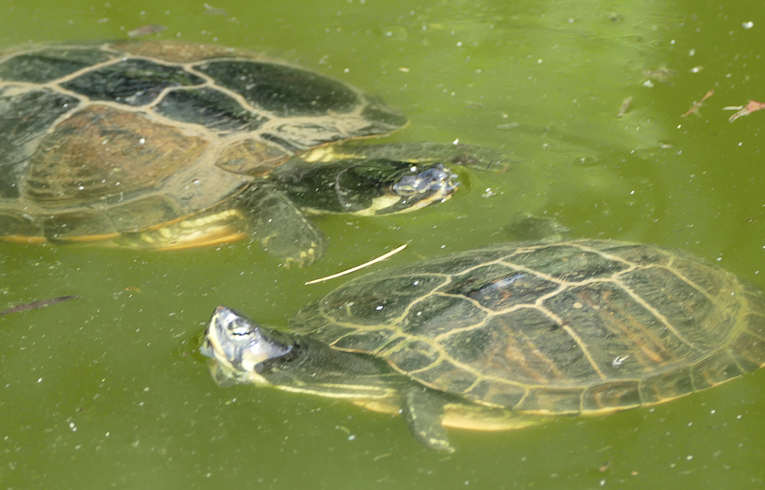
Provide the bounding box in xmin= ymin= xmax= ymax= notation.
xmin=201 ymin=240 xmax=765 ymax=451
xmin=0 ymin=41 xmax=505 ymax=264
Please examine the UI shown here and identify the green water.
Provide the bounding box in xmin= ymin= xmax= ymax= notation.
xmin=1 ymin=0 xmax=764 ymax=488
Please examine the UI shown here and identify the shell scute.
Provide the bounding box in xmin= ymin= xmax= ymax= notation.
xmin=690 ymin=350 xmax=743 ymax=390
xmin=411 ymin=360 xmax=478 ymax=395
xmin=581 ymin=380 xmax=641 ymax=411
xmin=509 ymin=244 xmax=629 ymax=282
xmin=399 ymin=294 xmax=487 ymax=337
xmin=443 ymin=262 xmax=559 ymax=311
xmin=318 ymin=274 xmax=449 ymax=327
xmin=156 ymin=87 xmax=268 ymax=132
xmin=516 ymin=386 xmax=583 ymax=413
xmin=0 ymin=47 xmax=114 ymax=83
xmin=195 ymin=60 xmax=359 ymax=117
xmin=23 ymin=106 xmax=209 ymax=204
xmin=0 ymin=89 xmax=80 ymax=199
xmin=62 ymin=58 xmax=205 ymax=106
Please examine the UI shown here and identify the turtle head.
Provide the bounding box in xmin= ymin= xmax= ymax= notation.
xmin=327 ymin=160 xmax=459 ymax=215
xmin=274 ymin=158 xmax=459 ymax=216
xmin=201 ymin=306 xmax=296 ymax=385
xmin=384 ymin=163 xmax=459 ymax=214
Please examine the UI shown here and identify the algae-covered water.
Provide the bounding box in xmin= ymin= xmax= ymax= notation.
xmin=1 ymin=0 xmax=764 ymax=488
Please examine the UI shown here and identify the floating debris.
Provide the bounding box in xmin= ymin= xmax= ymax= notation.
xmin=128 ymin=24 xmax=168 ymax=38
xmin=617 ymin=96 xmax=633 ymax=117
xmin=305 ymin=244 xmax=408 ymax=285
xmin=204 ymin=3 xmax=228 ymax=16
xmin=0 ymin=295 xmax=78 ymax=316
xmin=724 ymin=99 xmax=765 ymax=122
xmin=681 ymin=89 xmax=714 ymax=117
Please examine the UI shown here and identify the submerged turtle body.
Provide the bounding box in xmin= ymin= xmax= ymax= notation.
xmin=0 ymin=41 xmax=468 ymax=261
xmin=202 ymin=240 xmax=765 ymax=450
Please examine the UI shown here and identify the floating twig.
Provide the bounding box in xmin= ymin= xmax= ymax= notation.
xmin=0 ymin=295 xmax=78 ymax=316
xmin=681 ymin=89 xmax=714 ymax=117
xmin=617 ymin=96 xmax=633 ymax=118
xmin=305 ymin=244 xmax=408 ymax=285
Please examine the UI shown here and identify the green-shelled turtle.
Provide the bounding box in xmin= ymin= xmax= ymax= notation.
xmin=0 ymin=41 xmax=501 ymax=263
xmin=201 ymin=240 xmax=765 ymax=451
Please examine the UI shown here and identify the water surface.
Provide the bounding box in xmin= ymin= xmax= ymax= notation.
xmin=1 ymin=0 xmax=764 ymax=488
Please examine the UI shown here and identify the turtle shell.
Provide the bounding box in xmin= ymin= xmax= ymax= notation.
xmin=0 ymin=41 xmax=405 ymax=241
xmin=294 ymin=240 xmax=765 ymax=415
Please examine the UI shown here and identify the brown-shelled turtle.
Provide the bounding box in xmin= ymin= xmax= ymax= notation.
xmin=0 ymin=41 xmax=501 ymax=263
xmin=201 ymin=239 xmax=765 ymax=451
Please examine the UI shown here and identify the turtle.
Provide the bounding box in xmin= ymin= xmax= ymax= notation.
xmin=0 ymin=41 xmax=503 ymax=264
xmin=200 ymin=239 xmax=765 ymax=451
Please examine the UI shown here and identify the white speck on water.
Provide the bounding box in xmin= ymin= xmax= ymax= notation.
xmin=689 ymin=48 xmax=696 ymax=56
xmin=709 ymin=409 xmax=716 ymax=415
xmin=611 ymin=354 xmax=629 ymax=367
xmin=736 ymin=414 xmax=743 ymax=420
xmin=139 ymin=137 xmax=146 ymax=145
xmin=409 ymin=166 xmax=418 ymax=172
xmin=347 ymin=434 xmax=356 ymax=441
xmin=452 ymin=138 xmax=460 ymax=145
xmin=375 ymin=305 xmax=384 ymax=311
xmin=68 ymin=421 xmax=78 ymax=432
xmin=36 ymin=377 xmax=43 ymax=383
xmin=686 ymin=455 xmax=694 ymax=461
xmin=412 ymin=280 xmax=420 ymax=286
xmin=643 ymin=80 xmax=655 ymax=88
xmin=687 ymin=421 xmax=693 ymax=427
xmin=742 ymin=21 xmax=754 ymax=29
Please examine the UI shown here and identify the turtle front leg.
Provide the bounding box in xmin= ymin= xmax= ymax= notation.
xmin=238 ymin=184 xmax=323 ymax=267
xmin=403 ymin=386 xmax=454 ymax=453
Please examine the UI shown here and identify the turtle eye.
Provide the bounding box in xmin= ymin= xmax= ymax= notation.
xmin=229 ymin=320 xmax=253 ymax=336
